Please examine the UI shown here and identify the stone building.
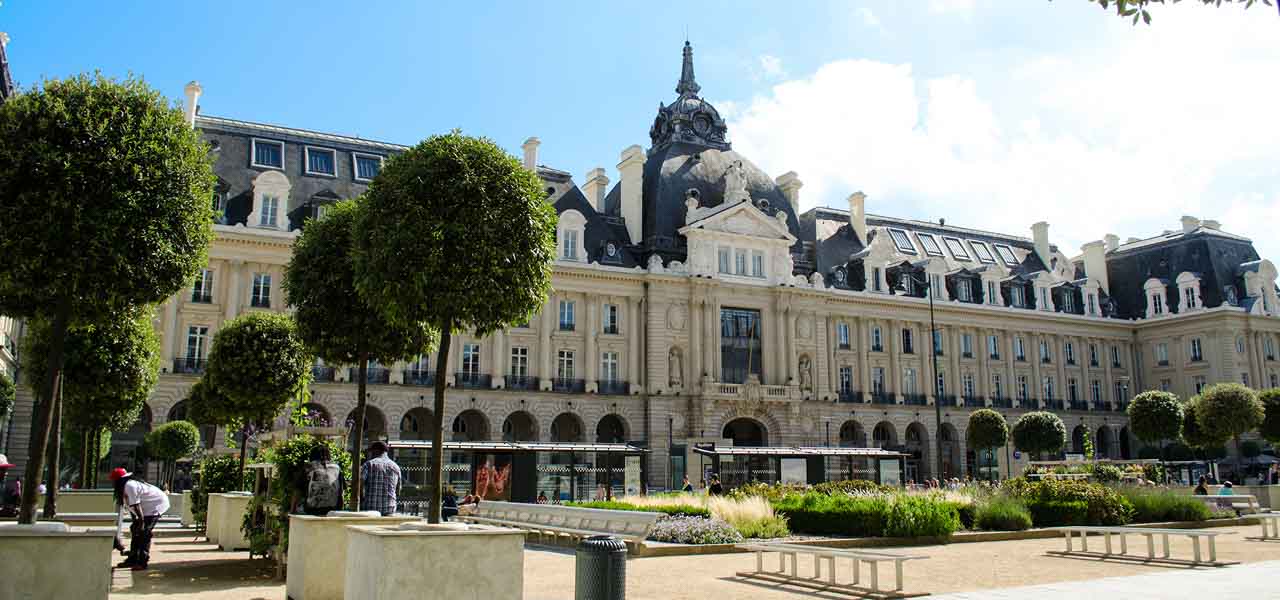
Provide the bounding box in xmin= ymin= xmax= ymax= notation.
xmin=6 ymin=43 xmax=1280 ymax=490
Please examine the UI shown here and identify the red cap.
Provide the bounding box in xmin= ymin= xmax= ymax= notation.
xmin=108 ymin=468 xmax=130 ymax=481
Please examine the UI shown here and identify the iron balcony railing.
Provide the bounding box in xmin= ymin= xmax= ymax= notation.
xmin=348 ymin=367 xmax=390 ymax=385
xmin=173 ymin=357 xmax=206 ymax=374
xmin=250 ymin=298 xmax=271 ymax=308
xmin=990 ymin=397 xmax=1014 ymax=409
xmin=963 ymin=396 xmax=985 ymax=408
xmin=504 ymin=375 xmax=538 ymax=390
xmin=190 ymin=293 xmax=212 ymax=304
xmin=871 ymin=392 xmax=895 ymax=405
xmin=552 ymin=378 xmax=586 ymax=393
xmin=902 ymin=394 xmax=928 ymax=406
xmin=1042 ymin=398 xmax=1065 ymax=411
xmin=311 ymin=365 xmax=335 ymax=382
xmin=404 ymin=369 xmax=435 ymax=386
xmin=836 ymin=389 xmax=860 ymax=403
xmin=597 ymin=380 xmax=629 ymax=395
xmin=455 ymin=372 xmax=490 ymax=389
xmin=1069 ymin=399 xmax=1090 ymax=411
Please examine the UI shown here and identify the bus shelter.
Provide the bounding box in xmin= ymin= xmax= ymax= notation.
xmin=388 ymin=441 xmax=648 ymax=512
xmin=691 ymin=445 xmax=910 ymax=489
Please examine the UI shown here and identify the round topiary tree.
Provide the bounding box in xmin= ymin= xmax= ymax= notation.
xmin=1197 ymin=383 xmax=1265 ymax=477
xmin=284 ymin=198 xmax=436 ymax=509
xmin=1011 ymin=411 xmax=1067 ymax=460
xmin=0 ymin=73 xmax=214 ymax=522
xmin=353 ymin=132 xmax=557 ymax=522
xmin=1259 ymin=388 xmax=1280 ymax=445
xmin=966 ymin=409 xmax=1009 ymax=481
xmin=146 ymin=420 xmax=201 ymax=489
xmin=1127 ymin=391 xmax=1183 ymax=459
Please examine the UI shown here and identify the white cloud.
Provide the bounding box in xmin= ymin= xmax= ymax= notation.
xmin=726 ymin=6 xmax=1280 ymax=260
xmin=858 ymin=7 xmax=882 ymax=29
xmin=754 ymin=55 xmax=785 ymax=81
xmin=928 ymin=0 xmax=975 ymax=15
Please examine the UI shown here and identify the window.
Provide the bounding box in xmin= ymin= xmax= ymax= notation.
xmin=558 ymin=300 xmax=576 ymax=330
xmin=718 ymin=247 xmax=731 ymax=274
xmin=1062 ymin=292 xmax=1077 ymax=314
xmin=1039 ymin=339 xmax=1051 ymax=363
xmin=259 ymin=195 xmax=279 ymax=227
xmin=992 ymin=374 xmax=1003 ymax=399
xmin=1042 ymin=376 xmax=1055 ymax=401
xmin=462 ymin=343 xmax=481 ymax=375
xmin=561 ymin=229 xmax=579 ymax=260
xmin=553 ymin=349 xmax=575 ymax=380
xmin=211 ymin=191 xmax=225 ymax=216
xmin=987 ymin=335 xmax=1000 ymax=359
xmin=1151 ymin=293 xmax=1165 ymax=316
xmin=839 ymin=366 xmax=853 ymax=393
xmin=936 ymin=372 xmax=946 ymax=396
xmin=1065 ymin=342 xmax=1076 ymax=365
xmin=1160 ymin=379 xmax=1172 ymax=392
xmin=1241 ymin=372 xmax=1250 ymax=387
xmin=1193 ymin=375 xmax=1207 ymax=394
xmin=871 ymin=326 xmax=883 ymax=352
xmin=963 ymin=373 xmax=976 ymax=398
xmin=191 ymin=269 xmax=213 ymax=303
xmin=986 ymin=281 xmax=998 ymax=304
xmin=1017 ymin=375 xmax=1029 ymax=402
xmin=837 ymin=322 xmax=851 ymax=350
xmin=1114 ymin=381 xmax=1128 ymax=404
xmin=970 ymin=241 xmax=996 ymax=264
xmin=304 ymin=147 xmax=336 ymax=176
xmin=601 ymin=351 xmax=619 ymax=382
xmin=1037 ymin=287 xmax=1049 ymax=310
xmin=872 ymin=367 xmax=886 ymax=395
xmin=510 ymin=347 xmax=528 ymax=376
xmin=1091 ymin=380 xmax=1102 ymax=404
xmin=902 ymin=328 xmax=914 ymax=354
xmin=353 ymin=153 xmax=383 ymax=181
xmin=1237 ymin=337 xmax=1247 ymax=354
xmin=251 ymin=139 xmax=284 ymax=169
xmin=751 ymin=252 xmax=765 ymax=278
xmin=251 ymin=273 xmax=271 ymax=308
xmin=903 ymin=368 xmax=917 ymax=395
xmin=888 ymin=229 xmax=917 ymax=254
xmin=603 ymin=304 xmax=619 ymax=334
xmin=994 ymin=244 xmax=1019 ymax=267
xmin=1089 ymin=344 xmax=1099 ymax=367
xmin=1190 ymin=338 xmax=1204 ymax=362
xmin=933 ymin=330 xmax=944 ymax=356
xmin=930 ymin=274 xmax=944 ymax=299
xmin=1111 ymin=346 xmax=1123 ymax=368
xmin=1068 ymin=378 xmax=1079 ymax=402
xmin=961 ymin=334 xmax=973 ymax=358
xmin=1014 ymin=337 xmax=1026 ymax=361
xmin=1087 ymin=293 xmax=1098 ymax=316
xmin=916 ymin=233 xmax=943 ymax=257
xmin=957 ymin=279 xmax=974 ymax=302
xmin=1266 ymin=337 xmax=1275 ymax=360
xmin=902 ymin=275 xmax=917 ymax=296
xmin=1010 ymin=285 xmax=1026 ymax=308
xmin=872 ymin=268 xmax=883 ymax=292
xmin=943 ymin=237 xmax=971 ymax=261
xmin=1272 ymin=373 xmax=1278 ymax=388
xmin=734 ymin=249 xmax=747 ymax=276
xmin=186 ymin=325 xmax=209 ymax=360
xmin=1184 ymin=286 xmax=1199 ymax=310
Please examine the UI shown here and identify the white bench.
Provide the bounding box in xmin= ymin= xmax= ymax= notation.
xmin=454 ymin=501 xmax=661 ymax=547
xmin=1246 ymin=513 xmax=1280 ymax=541
xmin=1189 ymin=494 xmax=1262 ymax=514
xmin=1052 ymin=525 xmax=1236 ymax=566
xmin=736 ymin=542 xmax=929 ymax=597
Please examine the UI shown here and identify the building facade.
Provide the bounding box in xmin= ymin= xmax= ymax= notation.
xmin=6 ymin=43 xmax=1280 ymax=489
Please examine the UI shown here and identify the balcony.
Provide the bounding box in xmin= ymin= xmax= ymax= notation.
xmin=250 ymin=298 xmax=271 ymax=308
xmin=603 ymin=326 xmax=619 ymax=335
xmin=1042 ymin=398 xmax=1065 ymax=410
xmin=873 ymin=392 xmax=897 ymax=405
xmin=1157 ymin=360 xmax=1169 ymax=367
xmin=404 ymin=369 xmax=435 ymax=386
xmin=190 ymin=293 xmax=212 ymax=304
xmin=311 ymin=365 xmax=335 ymax=382
xmin=504 ymin=375 xmax=538 ymax=391
xmin=597 ymin=380 xmax=629 ymax=395
xmin=558 ymin=322 xmax=575 ymax=332
xmin=990 ymin=354 xmax=1001 ymax=361
xmin=551 ymin=378 xmax=586 ymax=393
xmin=348 ymin=367 xmax=390 ymax=385
xmin=962 ymin=352 xmax=973 ymax=359
xmin=836 ymin=389 xmax=860 ymax=403
xmin=903 ymin=394 xmax=928 ymax=406
xmin=990 ymin=397 xmax=1013 ymax=409
xmin=871 ymin=344 xmax=884 ymax=352
xmin=173 ymin=357 xmax=206 ymax=375
xmin=455 ymin=372 xmax=491 ymax=389
xmin=963 ymin=396 xmax=984 ymax=408
xmin=838 ymin=343 xmax=851 ymax=351
xmin=1069 ymin=399 xmax=1090 ymax=411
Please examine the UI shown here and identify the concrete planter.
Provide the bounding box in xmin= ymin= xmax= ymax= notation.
xmin=343 ymin=522 xmax=525 ymax=600
xmin=0 ymin=523 xmax=115 ymax=599
xmin=286 ymin=513 xmax=420 ymax=600
xmin=207 ymin=492 xmax=253 ymax=551
xmin=53 ymin=491 xmax=116 ymax=514
xmin=180 ymin=491 xmax=194 ymax=527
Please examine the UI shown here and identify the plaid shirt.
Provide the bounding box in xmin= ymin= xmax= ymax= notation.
xmin=360 ymin=454 xmax=401 ymax=515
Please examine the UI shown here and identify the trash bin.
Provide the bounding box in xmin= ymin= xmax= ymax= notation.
xmin=575 ymin=535 xmax=627 ymax=600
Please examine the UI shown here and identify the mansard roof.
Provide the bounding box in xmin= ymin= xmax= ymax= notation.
xmin=1104 ymin=225 xmax=1260 ymax=319
xmin=196 ymin=114 xmax=406 ymax=153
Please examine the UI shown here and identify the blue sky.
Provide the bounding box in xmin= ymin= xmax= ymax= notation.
xmin=4 ymin=1 xmax=1279 ymax=258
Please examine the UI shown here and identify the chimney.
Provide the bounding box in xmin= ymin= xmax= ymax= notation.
xmin=1126 ymin=237 xmax=1141 ymax=244
xmin=847 ymin=191 xmax=867 ymax=244
xmin=1104 ymin=233 xmax=1120 ymax=253
xmin=521 ymin=137 xmax=540 ymax=170
xmin=1202 ymin=219 xmax=1221 ymax=231
xmin=775 ymin=172 xmax=803 ymax=213
xmin=1031 ymin=221 xmax=1051 ymax=267
xmin=617 ymin=145 xmax=645 ymax=244
xmin=1181 ymin=215 xmax=1200 ymax=233
xmin=183 ymin=81 xmax=202 ymax=129
xmin=582 ymin=167 xmax=609 ymax=211
xmin=1081 ymin=240 xmax=1110 ymax=295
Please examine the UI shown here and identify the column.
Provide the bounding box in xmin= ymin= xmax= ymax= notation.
xmin=857 ymin=318 xmax=871 ymax=402
xmin=711 ymin=298 xmax=722 ymax=382
xmin=585 ymin=296 xmax=598 ymax=393
xmin=1005 ymin=329 xmax=1017 ymax=406
xmin=224 ymin=259 xmax=243 ymax=322
xmin=1031 ymin=334 xmax=1043 ymax=408
xmin=689 ymin=295 xmax=702 ymax=383
xmin=538 ymin=297 xmax=553 ymax=388
xmin=1102 ymin=337 xmax=1116 ymax=409
xmin=977 ymin=328 xmax=990 ymax=404
xmin=816 ymin=314 xmax=831 ymax=399
xmin=1055 ymin=335 xmax=1068 ymax=407
xmin=490 ymin=329 xmax=505 ymax=388
xmin=627 ymin=297 xmax=641 ymax=393
xmin=785 ymin=306 xmax=797 ymax=384
xmin=888 ymin=319 xmax=901 ymax=401
xmin=771 ymin=299 xmax=785 ymax=384
xmin=949 ymin=325 xmax=962 ymax=406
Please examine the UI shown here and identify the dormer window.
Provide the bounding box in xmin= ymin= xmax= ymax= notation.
xmin=557 ymin=210 xmax=587 ymax=261
xmin=970 ymin=241 xmax=996 ymax=264
xmin=956 ymin=279 xmax=974 ymax=302
xmin=1087 ymin=293 xmax=1098 ymax=316
xmin=251 ymin=139 xmax=284 ymax=169
xmin=916 ymin=233 xmax=943 ymax=257
xmin=1061 ymin=291 xmax=1077 ymax=314
xmin=943 ymin=237 xmax=970 ymax=261
xmin=304 ymin=147 xmax=336 ymax=176
xmin=353 ymin=153 xmax=383 ymax=182
xmin=1183 ymin=287 xmax=1198 ymax=309
xmin=1176 ymin=272 xmax=1202 ymax=312
xmin=561 ymin=229 xmax=579 ymax=260
xmin=259 ymin=195 xmax=279 ymax=227
xmin=888 ymin=229 xmax=917 ymax=254
xmin=994 ymin=244 xmax=1019 ymax=267
xmin=1010 ymin=285 xmax=1027 ymax=308
xmin=986 ymin=280 xmax=999 ymax=305
xmin=718 ymin=248 xmax=730 ymax=273
xmin=1151 ymin=294 xmax=1165 ymax=315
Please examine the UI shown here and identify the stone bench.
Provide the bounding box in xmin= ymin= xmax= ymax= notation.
xmin=1051 ymin=525 xmax=1236 ymax=566
xmin=455 ymin=500 xmax=660 ymax=547
xmin=1189 ymin=494 xmax=1262 ymax=514
xmin=1246 ymin=513 xmax=1280 ymax=541
xmin=736 ymin=542 xmax=929 ymax=597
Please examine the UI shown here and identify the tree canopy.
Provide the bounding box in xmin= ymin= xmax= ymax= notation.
xmin=1074 ymin=0 xmax=1276 ymax=25
xmin=1011 ymin=411 xmax=1068 ymax=457
xmin=1196 ymin=383 xmax=1264 ymax=443
xmin=1127 ymin=390 xmax=1184 ymax=443
xmin=1258 ymin=388 xmax=1280 ymax=444
xmin=204 ymin=312 xmax=313 ymax=428
xmin=966 ymin=409 xmax=1010 ymax=451
xmin=1181 ymin=396 xmax=1227 ymax=449
xmin=0 ymin=370 xmax=13 ymax=418
xmin=146 ymin=420 xmax=201 ymax=462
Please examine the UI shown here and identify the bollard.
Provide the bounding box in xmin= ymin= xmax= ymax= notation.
xmin=575 ymin=535 xmax=627 ymax=600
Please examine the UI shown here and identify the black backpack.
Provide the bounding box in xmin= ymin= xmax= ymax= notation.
xmin=304 ymin=461 xmax=342 ymax=512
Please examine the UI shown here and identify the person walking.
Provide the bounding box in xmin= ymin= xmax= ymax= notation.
xmin=111 ymin=468 xmax=169 ymax=570
xmin=360 ymin=441 xmax=401 ymax=516
xmin=681 ymin=475 xmax=694 ymax=493
xmin=1193 ymin=475 xmax=1209 ymax=496
xmin=295 ymin=445 xmax=343 ymax=516
xmin=708 ymin=476 xmax=724 ymax=496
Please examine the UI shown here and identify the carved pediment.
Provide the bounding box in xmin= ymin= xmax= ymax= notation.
xmin=680 ymin=200 xmax=796 ymax=243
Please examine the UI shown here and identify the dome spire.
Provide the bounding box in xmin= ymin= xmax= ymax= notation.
xmin=676 ymin=40 xmax=700 ymax=96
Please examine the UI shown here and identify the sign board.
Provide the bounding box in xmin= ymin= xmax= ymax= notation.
xmin=780 ymin=458 xmax=807 ymax=485
xmin=624 ymin=456 xmax=642 ymax=496
xmin=878 ymin=459 xmax=902 ymax=487
xmin=1065 ymin=453 xmax=1085 ymax=462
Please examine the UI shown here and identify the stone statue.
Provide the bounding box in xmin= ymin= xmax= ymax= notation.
xmin=799 ymin=356 xmax=812 ymax=391
xmin=724 ymin=160 xmax=750 ymax=204
xmin=668 ymin=348 xmax=683 ymax=387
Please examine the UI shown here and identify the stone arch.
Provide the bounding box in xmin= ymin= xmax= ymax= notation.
xmin=722 ymin=417 xmax=768 ymax=447
xmin=905 ymin=422 xmax=931 ymax=481
xmin=1096 ymin=426 xmax=1115 ymax=460
xmin=108 ymin=403 xmax=153 ymax=477
xmin=502 ymin=410 xmax=539 ymax=442
xmin=557 ymin=209 xmax=588 ymax=261
xmin=346 ymin=405 xmax=387 ymax=451
xmin=299 ymin=402 xmax=332 ymax=427
xmin=872 ymin=421 xmax=897 ymax=448
xmin=838 ymin=420 xmax=866 ymax=447
xmin=1119 ymin=425 xmax=1133 ymax=460
xmin=596 ymin=414 xmax=628 ymax=443
xmin=399 ymin=407 xmax=433 ymax=441
xmin=550 ymin=412 xmax=585 ymax=443
xmin=715 ymin=406 xmax=782 ymax=442
xmin=451 ymin=409 xmax=490 ymax=442
xmin=939 ymin=422 xmax=961 ymax=478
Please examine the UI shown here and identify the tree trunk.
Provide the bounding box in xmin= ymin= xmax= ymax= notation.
xmin=42 ymin=393 xmax=63 ymax=518
xmin=237 ymin=427 xmax=248 ymax=487
xmin=90 ymin=428 xmax=101 ymax=489
xmin=349 ymin=352 xmax=369 ymax=510
xmin=1234 ymin=435 xmax=1244 ymax=481
xmin=428 ymin=324 xmax=453 ymax=524
xmin=19 ymin=300 xmax=70 ymax=524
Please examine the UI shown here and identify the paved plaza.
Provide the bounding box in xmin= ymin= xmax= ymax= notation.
xmin=110 ymin=529 xmax=1280 ymax=599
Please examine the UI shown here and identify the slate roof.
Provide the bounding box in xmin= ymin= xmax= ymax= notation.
xmin=196 ymin=114 xmax=407 ymax=153
xmin=1104 ymin=226 xmax=1260 ymax=319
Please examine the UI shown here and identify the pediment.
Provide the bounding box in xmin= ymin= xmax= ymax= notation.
xmin=679 ymin=200 xmax=796 ymax=242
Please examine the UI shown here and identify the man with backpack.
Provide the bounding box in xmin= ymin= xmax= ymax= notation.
xmin=295 ymin=445 xmax=343 ymax=516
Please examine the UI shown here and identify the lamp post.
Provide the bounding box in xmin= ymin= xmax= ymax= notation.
xmin=901 ymin=272 xmax=944 ymax=480
xmin=825 ymin=418 xmax=831 ymax=447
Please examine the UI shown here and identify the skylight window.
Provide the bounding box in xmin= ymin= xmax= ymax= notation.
xmin=970 ymin=241 xmax=996 ymax=264
xmin=888 ymin=229 xmax=917 ymax=254
xmin=916 ymin=233 xmax=943 ymax=257
xmin=994 ymin=244 xmax=1019 ymax=267
xmin=943 ymin=237 xmax=971 ymax=261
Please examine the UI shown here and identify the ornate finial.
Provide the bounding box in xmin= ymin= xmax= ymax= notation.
xmin=676 ymin=41 xmax=700 ymax=96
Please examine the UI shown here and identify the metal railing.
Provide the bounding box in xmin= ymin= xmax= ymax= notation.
xmin=190 ymin=293 xmax=212 ymax=304
xmin=963 ymin=396 xmax=984 ymax=408
xmin=347 ymin=367 xmax=390 ymax=384
xmin=1069 ymin=399 xmax=1090 ymax=411
xmin=552 ymin=378 xmax=586 ymax=393
xmin=311 ymin=365 xmax=335 ymax=382
xmin=836 ymin=389 xmax=860 ymax=403
xmin=455 ymin=372 xmax=490 ymax=389
xmin=871 ymin=392 xmax=895 ymax=405
xmin=597 ymin=380 xmax=629 ymax=395
xmin=173 ymin=357 xmax=206 ymax=374
xmin=504 ymin=375 xmax=538 ymax=390
xmin=902 ymin=394 xmax=928 ymax=406
xmin=1042 ymin=398 xmax=1065 ymax=410
xmin=404 ymin=369 xmax=435 ymax=386
xmin=990 ymin=397 xmax=1014 ymax=409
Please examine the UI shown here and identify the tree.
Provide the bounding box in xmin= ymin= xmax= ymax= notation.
xmin=0 ymin=370 xmax=13 ymax=420
xmin=284 ymin=199 xmax=435 ymax=509
xmin=204 ymin=313 xmax=312 ymax=478
xmin=1259 ymin=388 xmax=1280 ymax=445
xmin=1071 ymin=0 xmax=1276 ymax=25
xmin=23 ymin=307 xmax=160 ymax=510
xmin=354 ymin=132 xmax=557 ymax=522
xmin=966 ymin=409 xmax=1010 ymax=482
xmin=1197 ymin=383 xmax=1265 ymax=476
xmin=1127 ymin=390 xmax=1184 ymax=446
xmin=1011 ymin=411 xmax=1068 ymax=459
xmin=145 ymin=420 xmax=201 ymax=489
xmin=0 ymin=73 xmax=214 ymax=522
xmin=61 ymin=428 xmax=111 ymax=488
xmin=1239 ymin=440 xmax=1263 ymax=459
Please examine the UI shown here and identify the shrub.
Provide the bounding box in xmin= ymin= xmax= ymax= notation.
xmin=774 ymin=493 xmax=888 ymax=537
xmin=974 ymin=497 xmax=1033 ymax=531
xmin=947 ymin=501 xmax=976 ymax=529
xmin=1003 ymin=477 xmax=1133 ymax=526
xmin=883 ymin=495 xmax=961 ymax=539
xmin=1091 ymin=464 xmax=1123 ymax=483
xmin=734 ymin=514 xmax=791 ymax=539
xmin=191 ymin=454 xmax=251 ymax=527
xmin=728 ymin=481 xmax=810 ymax=502
xmin=1027 ymin=500 xmax=1089 ymax=527
xmin=648 ymin=516 xmax=743 ymax=544
xmin=706 ymin=495 xmax=787 ymax=538
xmin=567 ymin=500 xmax=710 ymax=519
xmin=1118 ymin=487 xmax=1212 ymax=523
xmin=811 ymin=479 xmax=895 ymax=496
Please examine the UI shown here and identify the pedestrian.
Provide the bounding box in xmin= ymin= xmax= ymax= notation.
xmin=442 ymin=489 xmax=459 ymax=521
xmin=111 ymin=468 xmax=169 ymax=571
xmin=294 ymin=444 xmax=342 ymax=516
xmin=708 ymin=476 xmax=724 ymax=496
xmin=360 ymin=441 xmax=401 ymax=516
xmin=1194 ymin=475 xmax=1208 ymax=496
xmin=0 ymin=455 xmax=18 ymax=518
xmin=681 ymin=475 xmax=694 ymax=493
xmin=1218 ymin=481 xmax=1235 ymax=496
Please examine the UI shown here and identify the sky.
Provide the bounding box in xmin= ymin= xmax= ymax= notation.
xmin=4 ymin=0 xmax=1279 ymax=259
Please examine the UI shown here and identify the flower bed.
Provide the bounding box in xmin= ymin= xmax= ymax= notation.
xmin=648 ymin=515 xmax=744 ymax=544
xmin=1117 ymin=487 xmax=1212 ymax=523
xmin=569 ymin=494 xmax=789 ymax=542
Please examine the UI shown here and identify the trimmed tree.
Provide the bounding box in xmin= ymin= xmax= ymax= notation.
xmin=0 ymin=74 xmax=214 ymax=522
xmin=1259 ymin=388 xmax=1280 ymax=445
xmin=145 ymin=420 xmax=201 ymax=490
xmin=966 ymin=409 xmax=1009 ymax=482
xmin=1011 ymin=411 xmax=1068 ymax=460
xmin=1127 ymin=391 xmax=1183 ymax=456
xmin=204 ymin=313 xmax=313 ymax=478
xmin=353 ymin=132 xmax=557 ymax=522
xmin=284 ymin=198 xmax=436 ymax=509
xmin=1197 ymin=383 xmax=1265 ymax=476
xmin=1081 ymin=0 xmax=1277 ymax=25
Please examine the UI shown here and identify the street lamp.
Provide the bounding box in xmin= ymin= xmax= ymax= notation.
xmin=900 ymin=271 xmax=945 ymax=480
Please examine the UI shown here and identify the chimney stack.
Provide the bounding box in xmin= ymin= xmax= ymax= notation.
xmin=847 ymin=192 xmax=867 ymax=244
xmin=617 ymin=145 xmax=645 ymax=245
xmin=1104 ymin=233 xmax=1120 ymax=253
xmin=582 ymin=167 xmax=609 ymax=212
xmin=1081 ymin=240 xmax=1110 ymax=296
xmin=1202 ymin=219 xmax=1221 ymax=231
xmin=1031 ymin=221 xmax=1051 ymax=267
xmin=183 ymin=81 xmax=202 ymax=129
xmin=1181 ymin=215 xmax=1200 ymax=233
xmin=775 ymin=172 xmax=803 ymax=213
xmin=521 ymin=137 xmax=540 ymax=170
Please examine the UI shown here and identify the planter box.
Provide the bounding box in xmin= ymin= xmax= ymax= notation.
xmin=207 ymin=492 xmax=253 ymax=551
xmin=180 ymin=491 xmax=194 ymax=527
xmin=286 ymin=513 xmax=420 ymax=600
xmin=53 ymin=491 xmax=116 ymax=514
xmin=0 ymin=523 xmax=115 ymax=599
xmin=344 ymin=523 xmax=525 ymax=600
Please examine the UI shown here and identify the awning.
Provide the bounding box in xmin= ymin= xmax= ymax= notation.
xmin=692 ymin=445 xmax=910 ymax=458
xmin=388 ymin=440 xmax=648 ymax=454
